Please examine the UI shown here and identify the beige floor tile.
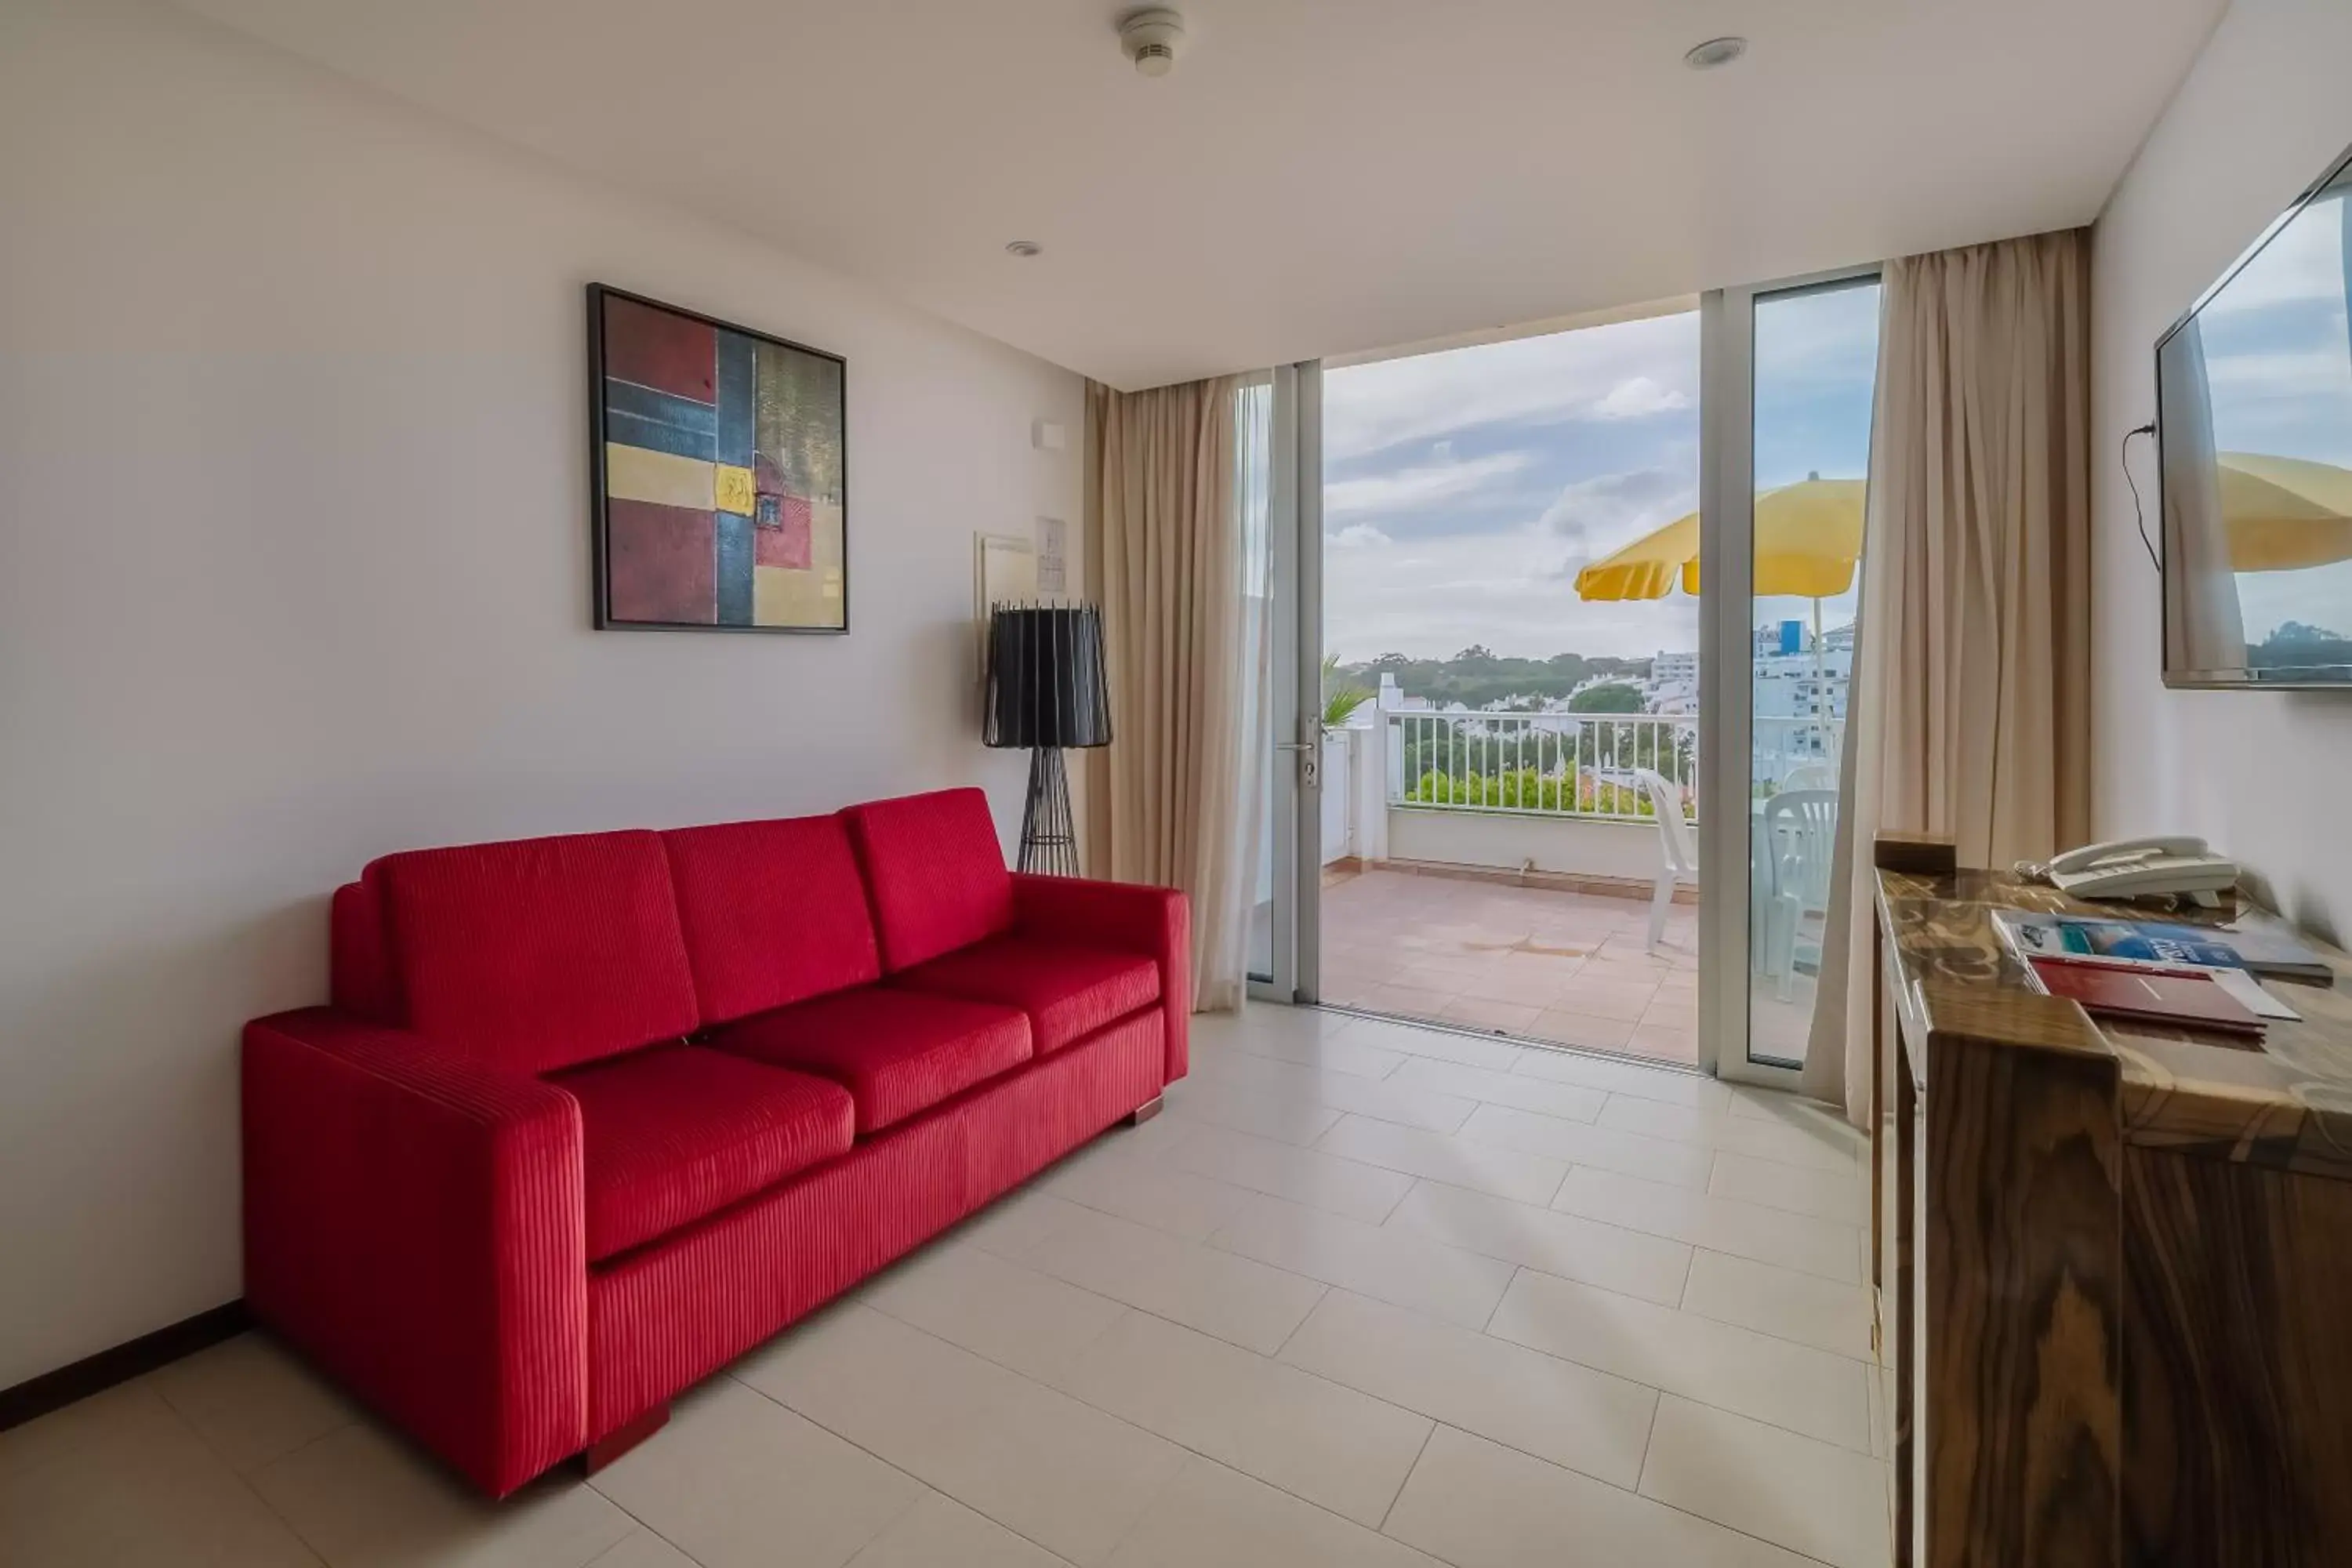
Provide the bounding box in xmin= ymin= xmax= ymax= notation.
xmin=1709 ymin=1149 xmax=1867 ymax=1225
xmin=1161 ymin=1080 xmax=1342 ymax=1146
xmin=1454 ymin=1102 xmax=1715 ymax=1190
xmin=1150 ymin=1119 xmax=1416 ymax=1224
xmin=1277 ymin=1291 xmax=1657 ymax=1488
xmin=1105 ymin=1454 xmax=1443 ymax=1568
xmin=1726 ymin=1083 xmax=1862 ymax=1132
xmin=1639 ymin=1396 xmax=1890 ymax=1568
xmin=0 ymin=1386 xmax=323 ymax=1568
xmin=1357 ymin=983 xmax=1461 ymax=1018
xmin=1385 ymin=1055 xmax=1609 ymax=1123
xmin=1512 ymin=1047 xmax=1733 ymax=1111
xmin=859 ymin=1242 xmax=1128 ymax=1384
xmin=1210 ymin=1192 xmax=1514 ymax=1330
xmin=1049 ymin=1309 xmax=1432 ymax=1527
xmin=1040 ymin=1144 xmax=1255 ymax=1241
xmin=1190 ymin=1051 xmax=1476 ymax=1134
xmin=1383 ymin=1180 xmax=1690 ymax=1306
xmin=1552 ymin=1167 xmax=1863 ymax=1283
xmin=1680 ymin=1249 xmax=1875 ymax=1361
xmin=1486 ymin=1269 xmax=1871 ymax=1451
xmin=1384 ymin=1425 xmax=1821 ymax=1568
xmin=252 ymin=1421 xmax=633 ymax=1568
xmin=147 ymin=1331 xmax=360 ymax=1474
xmin=972 ymin=1195 xmax=1327 ymax=1355
xmin=0 ymin=1379 xmax=170 ymax=1483
xmin=586 ymin=1530 xmax=701 ymax=1568
xmin=1313 ymin=1114 xmax=1570 ymax=1206
xmin=1525 ymin=1007 xmax=1640 ymax=1052
xmin=1596 ymin=1094 xmax=1858 ymax=1171
xmin=844 ymin=1492 xmax=1072 ymax=1568
xmin=1330 ymin=1015 xmax=1529 ymax=1071
xmin=739 ymin=1305 xmax=1185 ymax=1566
xmin=1197 ymin=1019 xmax=1407 ymax=1080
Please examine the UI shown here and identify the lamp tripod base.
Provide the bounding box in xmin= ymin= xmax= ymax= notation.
xmin=1019 ymin=747 xmax=1080 ymax=876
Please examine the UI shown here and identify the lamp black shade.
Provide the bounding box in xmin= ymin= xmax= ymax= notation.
xmin=985 ymin=604 xmax=1112 ymax=750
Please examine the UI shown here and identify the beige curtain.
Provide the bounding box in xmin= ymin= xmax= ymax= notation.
xmin=1803 ymin=230 xmax=2093 ymax=1122
xmin=1084 ymin=375 xmax=1263 ymax=1011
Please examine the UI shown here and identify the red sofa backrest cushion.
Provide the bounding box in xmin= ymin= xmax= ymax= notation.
xmin=373 ymin=829 xmax=700 ymax=1073
xmin=661 ymin=815 xmax=883 ymax=1025
xmin=840 ymin=788 xmax=1014 ymax=970
xmin=329 ymin=876 xmax=400 ymax=1024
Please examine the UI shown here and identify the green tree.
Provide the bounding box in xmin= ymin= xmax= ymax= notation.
xmin=1567 ymin=682 xmax=1645 ymax=713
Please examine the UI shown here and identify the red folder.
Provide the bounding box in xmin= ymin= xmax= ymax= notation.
xmin=2027 ymin=957 xmax=2265 ymax=1036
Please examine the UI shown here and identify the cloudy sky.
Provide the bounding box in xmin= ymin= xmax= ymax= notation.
xmin=1322 ymin=285 xmax=1882 ymax=662
xmin=2194 ymin=187 xmax=2352 ymax=642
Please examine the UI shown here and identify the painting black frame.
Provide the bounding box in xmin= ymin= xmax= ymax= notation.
xmin=587 ymin=281 xmax=850 ymax=634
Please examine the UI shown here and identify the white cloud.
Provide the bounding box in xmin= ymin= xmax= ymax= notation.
xmin=1534 ymin=466 xmax=1695 ymax=586
xmin=1324 ymin=517 xmax=1698 ymax=662
xmin=1323 ymin=311 xmax=1700 ymax=461
xmin=1323 ymin=450 xmax=1534 ymax=518
xmin=1592 ymin=376 xmax=1690 ymax=419
xmin=2201 ymin=192 xmax=2348 ymax=318
xmin=1329 ymin=522 xmax=1392 ymax=548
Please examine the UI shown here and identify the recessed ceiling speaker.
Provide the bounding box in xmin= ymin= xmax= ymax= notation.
xmin=1119 ymin=8 xmax=1187 ymax=77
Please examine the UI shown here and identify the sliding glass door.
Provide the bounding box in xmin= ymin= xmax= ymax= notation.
xmin=1244 ymin=276 xmax=1879 ymax=1082
xmin=1701 ymin=272 xmax=1882 ymax=1083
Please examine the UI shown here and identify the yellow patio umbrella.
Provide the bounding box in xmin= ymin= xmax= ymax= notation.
xmin=1574 ymin=474 xmax=1864 ymax=700
xmin=1573 ymin=476 xmax=1865 ymax=603
xmin=2217 ymin=452 xmax=2352 ymax=571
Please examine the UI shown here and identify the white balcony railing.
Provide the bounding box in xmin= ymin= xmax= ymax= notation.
xmin=1378 ymin=710 xmax=1844 ymax=825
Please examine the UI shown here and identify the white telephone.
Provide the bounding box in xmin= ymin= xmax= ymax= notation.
xmin=2041 ymin=836 xmax=2240 ymax=906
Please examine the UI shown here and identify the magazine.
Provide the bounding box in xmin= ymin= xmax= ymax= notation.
xmin=1992 ymin=910 xmax=2330 ymax=982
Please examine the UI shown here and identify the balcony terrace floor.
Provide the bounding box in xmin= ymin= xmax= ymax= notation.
xmin=1317 ymin=866 xmax=1818 ymax=1068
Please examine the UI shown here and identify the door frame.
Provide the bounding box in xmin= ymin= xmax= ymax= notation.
xmin=1250 ymin=361 xmax=1324 ymax=1004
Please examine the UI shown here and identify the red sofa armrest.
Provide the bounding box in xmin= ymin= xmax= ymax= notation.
xmin=1011 ymin=873 xmax=1191 ymax=1082
xmin=242 ymin=1008 xmax=586 ymax=1496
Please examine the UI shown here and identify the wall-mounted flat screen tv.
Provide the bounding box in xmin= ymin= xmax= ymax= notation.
xmin=2159 ymin=142 xmax=2352 ymax=688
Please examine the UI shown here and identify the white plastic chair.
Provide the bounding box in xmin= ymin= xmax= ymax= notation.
xmin=1761 ymin=789 xmax=1840 ymax=998
xmin=1635 ymin=768 xmax=1697 ymax=953
xmin=1780 ymin=762 xmax=1836 ymax=793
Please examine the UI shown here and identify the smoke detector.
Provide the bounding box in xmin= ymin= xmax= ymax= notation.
xmin=1119 ymin=8 xmax=1187 ymax=78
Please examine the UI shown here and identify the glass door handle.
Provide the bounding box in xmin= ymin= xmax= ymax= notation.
xmin=1276 ymin=739 xmax=1319 ymax=786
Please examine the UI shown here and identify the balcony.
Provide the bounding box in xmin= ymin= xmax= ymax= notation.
xmin=1312 ymin=708 xmax=1837 ymax=1067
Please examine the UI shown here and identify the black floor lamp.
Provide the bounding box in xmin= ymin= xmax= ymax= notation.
xmin=985 ymin=604 xmax=1112 ymax=875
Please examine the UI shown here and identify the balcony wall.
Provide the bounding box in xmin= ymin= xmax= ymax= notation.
xmin=1384 ymin=806 xmax=1665 ymax=887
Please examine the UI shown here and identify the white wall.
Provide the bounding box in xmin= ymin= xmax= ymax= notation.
xmin=0 ymin=0 xmax=1083 ymax=1388
xmin=2091 ymin=0 xmax=2352 ymax=938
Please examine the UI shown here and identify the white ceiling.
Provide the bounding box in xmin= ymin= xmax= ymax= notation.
xmin=177 ymin=0 xmax=2223 ymax=390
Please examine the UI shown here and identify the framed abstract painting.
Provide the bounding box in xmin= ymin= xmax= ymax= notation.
xmin=589 ymin=284 xmax=848 ymax=632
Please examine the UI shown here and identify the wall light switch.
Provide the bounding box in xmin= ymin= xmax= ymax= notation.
xmin=1032 ymin=419 xmax=1068 ymax=452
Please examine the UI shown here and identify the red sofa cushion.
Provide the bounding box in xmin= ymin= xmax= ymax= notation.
xmin=709 ymin=987 xmax=1031 ymax=1136
xmin=892 ymin=935 xmax=1161 ymax=1056
xmin=551 ymin=1044 xmax=853 ymax=1262
xmin=374 ymin=831 xmax=700 ymax=1074
xmin=662 ymin=816 xmax=883 ymax=1025
xmin=840 ymin=789 xmax=1014 ymax=971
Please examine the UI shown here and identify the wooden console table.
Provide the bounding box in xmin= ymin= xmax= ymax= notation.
xmin=1869 ymin=834 xmax=2352 ymax=1568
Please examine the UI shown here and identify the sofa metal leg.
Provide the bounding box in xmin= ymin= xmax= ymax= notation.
xmin=1123 ymin=1095 xmax=1164 ymax=1127
xmin=582 ymin=1403 xmax=670 ymax=1475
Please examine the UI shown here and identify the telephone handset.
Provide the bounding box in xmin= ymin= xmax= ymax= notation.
xmin=2035 ymin=836 xmax=2240 ymax=906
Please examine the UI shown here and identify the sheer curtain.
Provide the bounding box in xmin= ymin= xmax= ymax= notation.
xmin=1084 ymin=374 xmax=1271 ymax=1012
xmin=1803 ymin=230 xmax=2093 ymax=1121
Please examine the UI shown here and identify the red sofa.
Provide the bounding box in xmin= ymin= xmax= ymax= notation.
xmin=241 ymin=787 xmax=1188 ymax=1497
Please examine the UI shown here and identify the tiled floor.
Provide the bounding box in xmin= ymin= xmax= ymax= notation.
xmin=1319 ymin=867 xmax=1820 ymax=1068
xmin=0 ymin=1007 xmax=1886 ymax=1568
